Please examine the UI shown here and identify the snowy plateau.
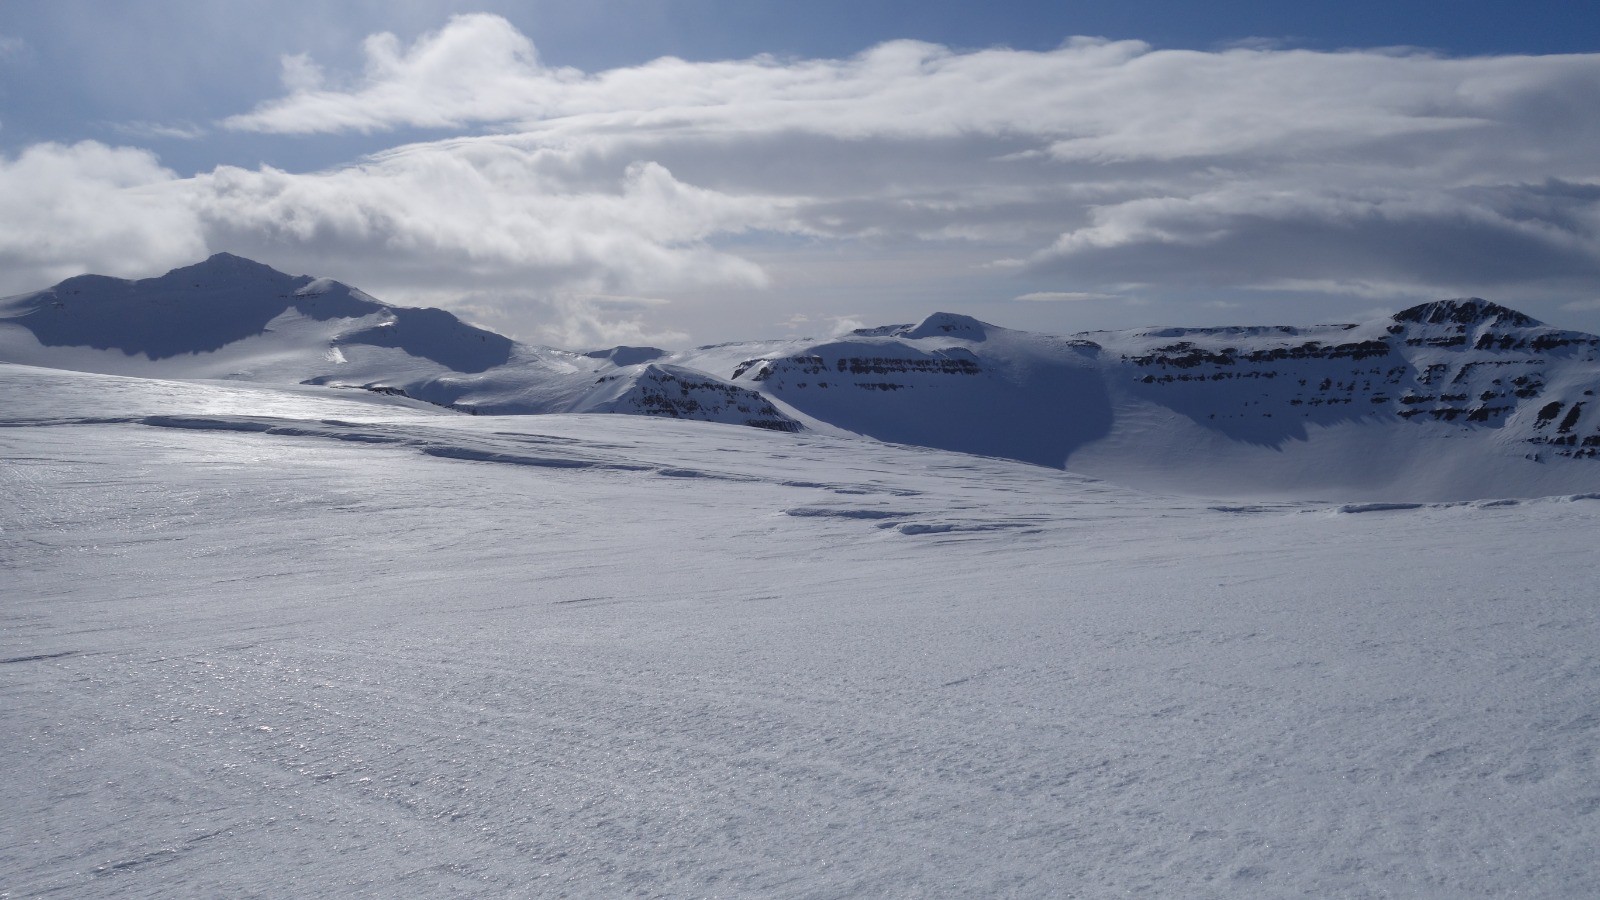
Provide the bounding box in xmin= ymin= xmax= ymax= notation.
xmin=3 ymin=254 xmax=1600 ymax=897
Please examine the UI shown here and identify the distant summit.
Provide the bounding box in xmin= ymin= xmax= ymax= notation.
xmin=896 ymin=312 xmax=995 ymax=341
xmin=181 ymin=251 xmax=290 ymax=279
xmin=1393 ymin=299 xmax=1541 ymax=328
xmin=0 ymin=254 xmax=513 ymax=371
xmin=11 ymin=253 xmax=360 ymax=358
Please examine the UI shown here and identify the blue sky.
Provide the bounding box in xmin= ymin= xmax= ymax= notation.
xmin=3 ymin=1 xmax=1599 ymax=346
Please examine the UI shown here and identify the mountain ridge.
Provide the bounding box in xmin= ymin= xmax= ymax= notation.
xmin=5 ymin=256 xmax=1600 ymax=500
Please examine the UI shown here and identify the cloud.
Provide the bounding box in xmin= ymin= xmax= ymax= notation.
xmin=0 ymin=33 xmax=27 ymax=62
xmin=451 ymin=290 xmax=690 ymax=349
xmin=0 ymin=142 xmax=204 ymax=289
xmin=226 ymin=15 xmax=564 ymax=135
xmin=1014 ymin=291 xmax=1121 ymax=302
xmin=1030 ymin=185 xmax=1600 ymax=294
xmin=827 ymin=315 xmax=868 ymax=335
xmin=279 ymin=52 xmax=326 ymax=94
xmin=0 ymin=142 xmax=790 ymax=299
xmin=0 ymin=137 xmax=792 ymax=344
xmin=181 ymin=142 xmax=799 ymax=341
xmin=214 ymin=19 xmax=1600 ymax=306
xmin=111 ymin=121 xmax=208 ymax=140
xmin=9 ymin=16 xmax=1600 ymax=343
xmin=223 ymin=15 xmax=1592 ymax=175
xmin=190 ymin=147 xmax=788 ymax=292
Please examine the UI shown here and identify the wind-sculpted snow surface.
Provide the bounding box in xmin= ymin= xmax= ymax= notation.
xmin=4 ymin=363 xmax=1600 ymax=897
xmin=6 ymin=256 xmax=1600 ymax=498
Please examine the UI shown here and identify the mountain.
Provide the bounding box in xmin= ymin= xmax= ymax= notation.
xmin=8 ymin=283 xmax=1600 ymax=894
xmin=6 ymin=255 xmax=1600 ymax=500
xmin=4 ymin=253 xmax=511 ymax=372
xmin=684 ymin=301 xmax=1600 ymax=498
xmin=0 ymin=254 xmax=797 ymax=431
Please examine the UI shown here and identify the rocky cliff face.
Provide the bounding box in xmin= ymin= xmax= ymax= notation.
xmin=584 ymin=364 xmax=801 ymax=432
xmin=685 ymin=301 xmax=1600 ymax=495
xmin=710 ymin=301 xmax=1600 ymax=464
xmin=1108 ymin=299 xmax=1600 ymax=459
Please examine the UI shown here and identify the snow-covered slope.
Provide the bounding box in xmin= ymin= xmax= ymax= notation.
xmin=5 ymin=362 xmax=1600 ymax=897
xmin=670 ymin=303 xmax=1600 ymax=499
xmin=675 ymin=312 xmax=1113 ymax=466
xmin=0 ymin=254 xmax=797 ymax=432
xmin=0 ymin=253 xmax=513 ymax=379
xmin=7 ymin=256 xmax=1600 ymax=499
xmin=1071 ymin=300 xmax=1600 ymax=498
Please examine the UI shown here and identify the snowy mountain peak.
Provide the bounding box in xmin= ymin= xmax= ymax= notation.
xmin=148 ymin=251 xmax=301 ymax=291
xmin=35 ymin=254 xmax=287 ymax=301
xmin=0 ymin=255 xmax=509 ymax=370
xmin=1382 ymin=298 xmax=1596 ymax=355
xmin=1393 ymin=298 xmax=1542 ymax=329
xmin=896 ymin=312 xmax=995 ymax=341
xmin=4 ymin=256 xmax=319 ymax=358
xmin=193 ymin=250 xmax=282 ymax=272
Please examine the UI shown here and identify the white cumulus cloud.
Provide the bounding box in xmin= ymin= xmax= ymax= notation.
xmin=0 ymin=142 xmax=205 ymax=289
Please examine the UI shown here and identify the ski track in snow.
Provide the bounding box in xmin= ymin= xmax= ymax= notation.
xmin=3 ymin=365 xmax=1600 ymax=897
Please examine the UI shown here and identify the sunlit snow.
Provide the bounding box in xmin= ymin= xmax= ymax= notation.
xmin=4 ymin=363 xmax=1599 ymax=896
xmin=4 ymin=257 xmax=1600 ymax=896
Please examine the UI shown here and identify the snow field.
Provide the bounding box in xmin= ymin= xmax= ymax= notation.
xmin=3 ymin=365 xmax=1600 ymax=897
